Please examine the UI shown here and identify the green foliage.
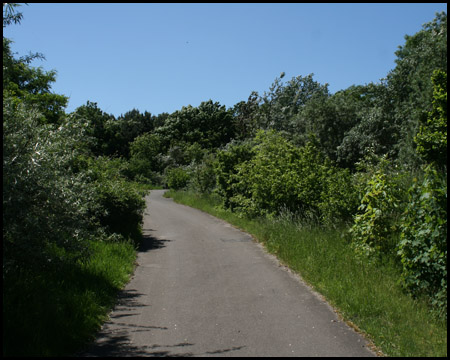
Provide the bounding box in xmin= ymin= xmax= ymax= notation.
xmin=231 ymin=92 xmax=260 ymax=140
xmin=318 ymin=165 xmax=359 ymax=226
xmin=214 ymin=139 xmax=256 ymax=209
xmin=3 ymin=239 xmax=136 ymax=357
xmin=398 ymin=165 xmax=447 ymax=317
xmin=337 ymin=98 xmax=399 ymax=170
xmin=3 ymin=3 xmax=24 ymax=27
xmin=156 ymin=100 xmax=235 ymax=150
xmin=187 ymin=151 xmax=217 ymax=194
xmin=414 ymin=70 xmax=447 ymax=169
xmin=114 ymin=108 xmax=156 ymax=158
xmin=166 ymin=167 xmax=190 ymax=190
xmin=229 ymin=130 xmax=307 ymax=217
xmin=3 ymin=97 xmax=94 ymax=276
xmin=218 ymin=130 xmax=356 ymax=223
xmin=72 ymin=101 xmax=116 ymax=156
xmin=349 ymin=159 xmax=402 ymax=259
xmin=72 ymin=103 xmax=162 ymax=159
xmin=84 ymin=157 xmax=146 ymax=244
xmin=3 ymin=37 xmax=68 ymax=124
xmin=169 ymin=189 xmax=448 ymax=357
xmin=3 ymin=6 xmax=147 ymax=356
xmin=255 ymin=73 xmax=329 ymax=132
xmin=388 ymin=11 xmax=447 ymax=169
xmin=292 ymin=83 xmax=381 ymax=163
xmin=128 ymin=132 xmax=164 ymax=182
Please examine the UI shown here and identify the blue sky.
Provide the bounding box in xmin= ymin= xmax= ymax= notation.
xmin=4 ymin=3 xmax=447 ymax=117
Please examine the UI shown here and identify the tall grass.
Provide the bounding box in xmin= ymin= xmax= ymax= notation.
xmin=2 ymin=239 xmax=137 ymax=357
xmin=166 ymin=190 xmax=447 ymax=357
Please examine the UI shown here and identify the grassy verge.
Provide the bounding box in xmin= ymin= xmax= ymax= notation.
xmin=2 ymin=239 xmax=137 ymax=357
xmin=165 ymin=189 xmax=447 ymax=357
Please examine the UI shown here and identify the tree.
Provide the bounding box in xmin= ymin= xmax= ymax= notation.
xmin=293 ymin=84 xmax=382 ymax=163
xmin=3 ymin=3 xmax=24 ymax=27
xmin=3 ymin=97 xmax=94 ymax=275
xmin=336 ymin=101 xmax=398 ymax=170
xmin=255 ymin=73 xmax=329 ymax=133
xmin=128 ymin=132 xmax=164 ymax=181
xmin=3 ymin=5 xmax=68 ymax=125
xmin=232 ymin=91 xmax=260 ymax=140
xmin=156 ymin=100 xmax=235 ymax=150
xmin=398 ymin=164 xmax=447 ymax=317
xmin=3 ymin=4 xmax=67 ymax=124
xmin=112 ymin=109 xmax=155 ymax=158
xmin=72 ymin=101 xmax=116 ymax=156
xmin=214 ymin=139 xmax=256 ymax=210
xmin=414 ymin=70 xmax=447 ymax=170
xmin=386 ymin=11 xmax=447 ymax=169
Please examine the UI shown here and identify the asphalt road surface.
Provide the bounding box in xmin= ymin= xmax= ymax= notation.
xmin=79 ymin=190 xmax=376 ymax=357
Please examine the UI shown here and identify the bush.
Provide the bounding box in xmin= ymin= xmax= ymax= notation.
xmin=318 ymin=165 xmax=359 ymax=226
xmin=214 ymin=130 xmax=357 ymax=224
xmin=414 ymin=70 xmax=447 ymax=169
xmin=228 ymin=130 xmax=310 ymax=218
xmin=226 ymin=131 xmax=339 ymax=220
xmin=188 ymin=152 xmax=217 ymax=194
xmin=214 ymin=139 xmax=255 ymax=209
xmin=349 ymin=159 xmax=403 ymax=259
xmin=398 ymin=164 xmax=447 ymax=318
xmin=3 ymin=98 xmax=94 ymax=276
xmin=166 ymin=167 xmax=190 ymax=190
xmin=85 ymin=157 xmax=146 ymax=244
xmin=128 ymin=132 xmax=164 ymax=182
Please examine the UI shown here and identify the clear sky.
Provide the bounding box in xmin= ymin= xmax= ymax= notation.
xmin=4 ymin=3 xmax=447 ymax=118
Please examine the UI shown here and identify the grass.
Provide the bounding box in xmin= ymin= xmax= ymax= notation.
xmin=165 ymin=189 xmax=447 ymax=357
xmin=2 ymin=238 xmax=137 ymax=357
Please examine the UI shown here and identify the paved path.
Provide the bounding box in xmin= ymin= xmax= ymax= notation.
xmin=80 ymin=190 xmax=376 ymax=357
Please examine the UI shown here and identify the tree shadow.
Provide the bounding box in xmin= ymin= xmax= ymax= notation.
xmin=75 ymin=287 xmax=170 ymax=357
xmin=76 ymin=229 xmax=247 ymax=357
xmin=139 ymin=228 xmax=173 ymax=252
xmin=78 ymin=335 xmax=246 ymax=357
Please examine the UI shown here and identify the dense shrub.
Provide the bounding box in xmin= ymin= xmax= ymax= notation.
xmin=349 ymin=162 xmax=403 ymax=259
xmin=128 ymin=132 xmax=164 ymax=182
xmin=318 ymin=165 xmax=359 ymax=226
xmin=217 ymin=130 xmax=356 ymax=223
xmin=166 ymin=167 xmax=190 ymax=190
xmin=188 ymin=152 xmax=217 ymax=194
xmin=398 ymin=165 xmax=447 ymax=317
xmin=84 ymin=157 xmax=146 ymax=244
xmin=228 ymin=130 xmax=312 ymax=217
xmin=414 ymin=70 xmax=447 ymax=169
xmin=3 ymin=98 xmax=94 ymax=276
xmin=214 ymin=139 xmax=256 ymax=209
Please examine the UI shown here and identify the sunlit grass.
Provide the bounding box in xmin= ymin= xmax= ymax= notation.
xmin=166 ymin=189 xmax=447 ymax=357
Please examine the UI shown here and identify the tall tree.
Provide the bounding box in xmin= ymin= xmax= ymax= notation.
xmin=232 ymin=91 xmax=260 ymax=140
xmin=387 ymin=11 xmax=447 ymax=169
xmin=255 ymin=73 xmax=329 ymax=133
xmin=414 ymin=70 xmax=447 ymax=170
xmin=156 ymin=100 xmax=235 ymax=150
xmin=3 ymin=4 xmax=68 ymax=124
xmin=72 ymin=101 xmax=116 ymax=156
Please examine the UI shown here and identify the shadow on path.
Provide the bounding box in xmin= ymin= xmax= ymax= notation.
xmin=139 ymin=228 xmax=173 ymax=252
xmin=77 ymin=230 xmax=246 ymax=357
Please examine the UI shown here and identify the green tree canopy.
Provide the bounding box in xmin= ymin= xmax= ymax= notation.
xmin=414 ymin=70 xmax=447 ymax=169
xmin=255 ymin=73 xmax=329 ymax=133
xmin=387 ymin=11 xmax=447 ymax=169
xmin=3 ymin=4 xmax=68 ymax=125
xmin=156 ymin=100 xmax=235 ymax=149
